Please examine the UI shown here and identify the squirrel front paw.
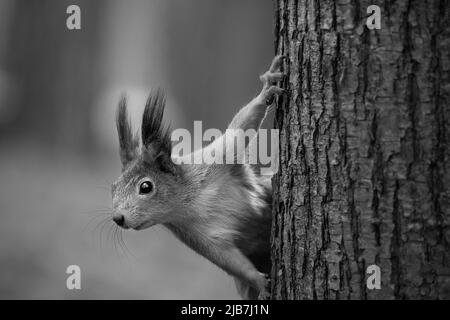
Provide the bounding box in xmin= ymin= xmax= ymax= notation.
xmin=258 ymin=55 xmax=286 ymax=105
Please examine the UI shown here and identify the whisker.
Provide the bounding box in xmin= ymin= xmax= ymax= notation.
xmin=112 ymin=225 xmax=119 ymax=254
xmin=85 ymin=202 xmax=136 ymax=263
xmin=106 ymin=222 xmax=116 ymax=244
xmin=80 ymin=210 xmax=112 ymax=216
xmin=118 ymin=228 xmax=136 ymax=260
xmin=111 ymin=225 xmax=131 ymax=264
xmin=93 ymin=215 xmax=110 ymax=234
xmin=82 ymin=214 xmax=109 ymax=235
xmin=79 ymin=205 xmax=112 ymax=219
xmin=99 ymin=217 xmax=112 ymax=250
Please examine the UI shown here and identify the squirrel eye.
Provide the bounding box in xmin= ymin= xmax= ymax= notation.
xmin=139 ymin=181 xmax=154 ymax=194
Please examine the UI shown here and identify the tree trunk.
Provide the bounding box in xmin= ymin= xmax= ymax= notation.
xmin=271 ymin=0 xmax=450 ymax=299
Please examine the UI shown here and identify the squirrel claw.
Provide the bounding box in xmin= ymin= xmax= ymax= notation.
xmin=259 ymin=72 xmax=285 ymax=85
xmin=255 ymin=273 xmax=271 ymax=300
xmin=269 ymin=55 xmax=286 ymax=72
xmin=258 ymin=289 xmax=271 ymax=300
xmin=262 ymin=85 xmax=285 ymax=106
xmin=258 ymin=56 xmax=286 ymax=105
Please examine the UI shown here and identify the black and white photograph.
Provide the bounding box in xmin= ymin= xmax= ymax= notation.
xmin=0 ymin=0 xmax=449 ymax=308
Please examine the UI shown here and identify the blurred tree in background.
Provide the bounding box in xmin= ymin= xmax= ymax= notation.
xmin=0 ymin=0 xmax=273 ymax=154
xmin=1 ymin=0 xmax=104 ymax=152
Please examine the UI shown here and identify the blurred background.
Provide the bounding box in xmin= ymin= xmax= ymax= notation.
xmin=0 ymin=0 xmax=274 ymax=299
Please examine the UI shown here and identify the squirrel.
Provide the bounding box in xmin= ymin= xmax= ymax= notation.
xmin=111 ymin=56 xmax=286 ymax=299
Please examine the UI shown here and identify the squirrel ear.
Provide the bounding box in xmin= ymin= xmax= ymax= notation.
xmin=142 ymin=146 xmax=177 ymax=175
xmin=141 ymin=89 xmax=172 ymax=159
xmin=116 ymin=95 xmax=138 ymax=167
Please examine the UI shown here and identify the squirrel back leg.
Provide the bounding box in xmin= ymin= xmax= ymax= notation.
xmin=234 ymin=277 xmax=259 ymax=300
xmin=200 ymin=245 xmax=269 ymax=298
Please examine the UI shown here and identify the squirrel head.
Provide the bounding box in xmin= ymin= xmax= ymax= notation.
xmin=112 ymin=90 xmax=184 ymax=230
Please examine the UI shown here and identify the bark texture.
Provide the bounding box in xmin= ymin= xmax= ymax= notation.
xmin=271 ymin=0 xmax=450 ymax=299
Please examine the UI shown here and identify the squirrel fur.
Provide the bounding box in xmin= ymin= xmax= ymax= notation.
xmin=111 ymin=56 xmax=285 ymax=299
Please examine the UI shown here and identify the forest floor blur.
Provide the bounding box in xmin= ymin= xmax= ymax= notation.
xmin=0 ymin=142 xmax=237 ymax=299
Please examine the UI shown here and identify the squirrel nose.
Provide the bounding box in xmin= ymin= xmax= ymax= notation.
xmin=112 ymin=214 xmax=125 ymax=227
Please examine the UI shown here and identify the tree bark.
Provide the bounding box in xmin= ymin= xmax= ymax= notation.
xmin=271 ymin=0 xmax=450 ymax=299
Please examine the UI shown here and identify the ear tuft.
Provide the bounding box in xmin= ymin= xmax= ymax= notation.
xmin=141 ymin=89 xmax=172 ymax=158
xmin=116 ymin=94 xmax=138 ymax=166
